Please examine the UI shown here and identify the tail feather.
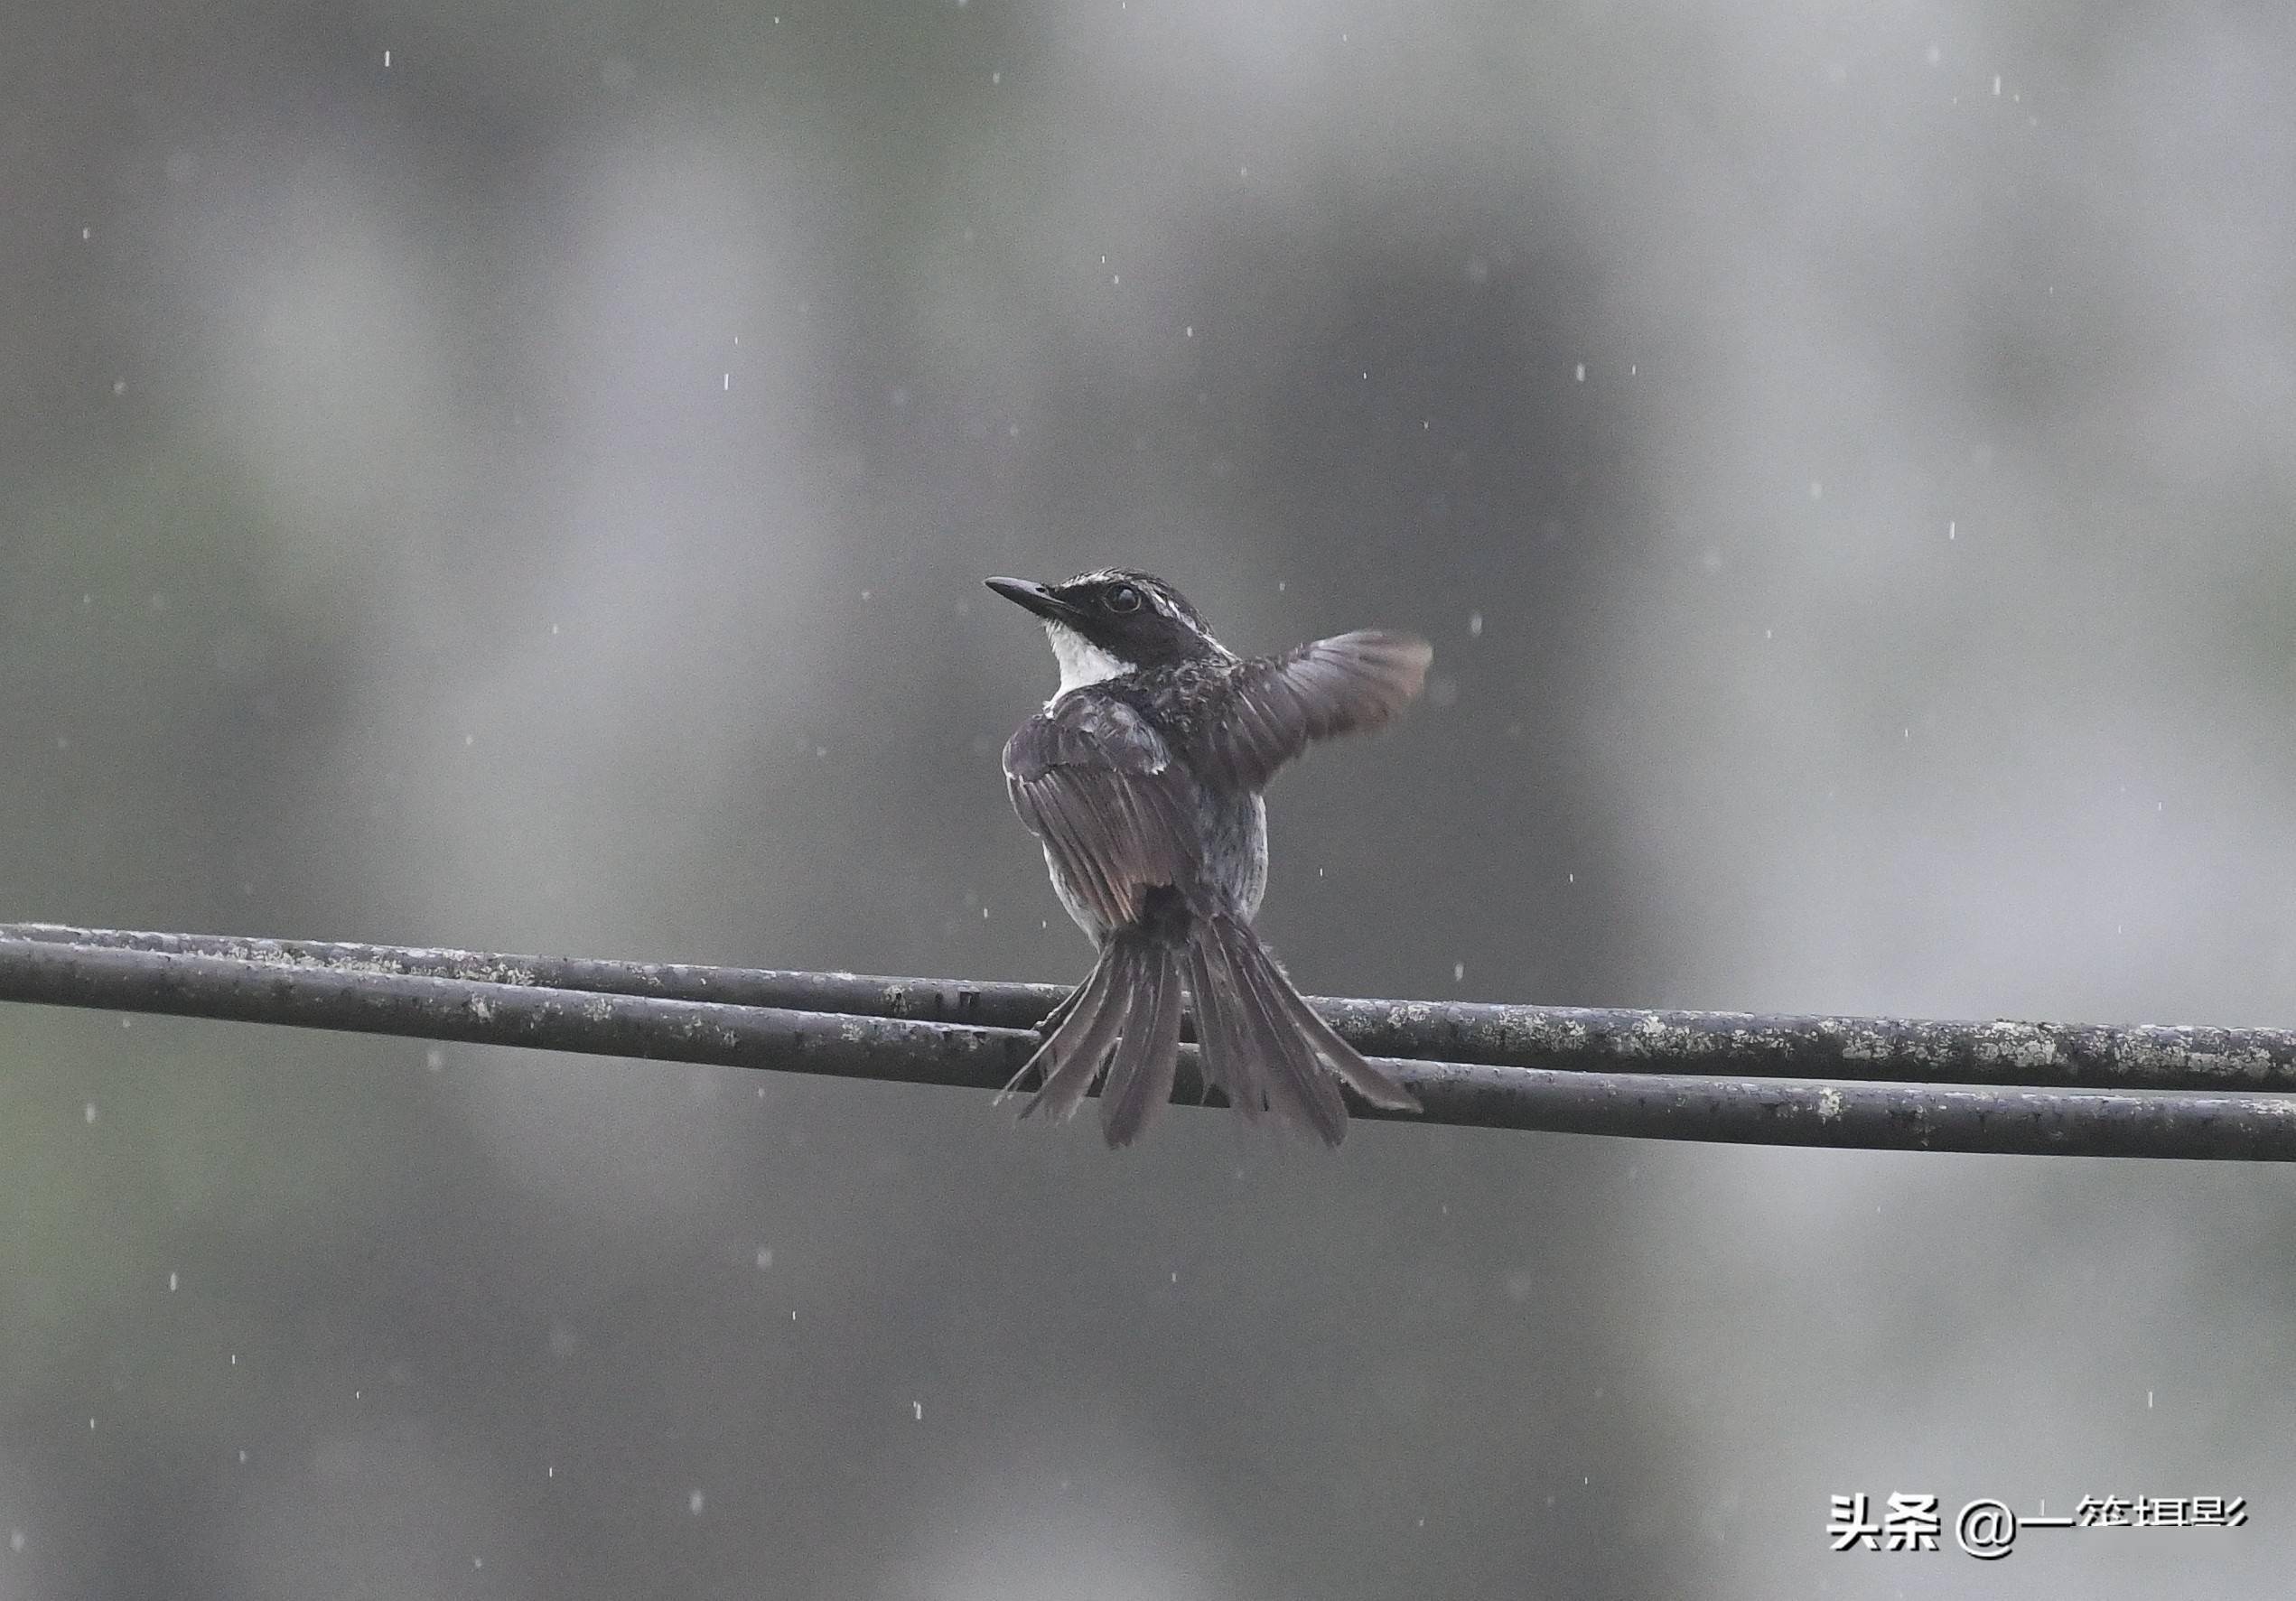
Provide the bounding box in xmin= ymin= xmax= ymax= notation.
xmin=1022 ymin=941 xmax=1138 ymax=1123
xmin=1189 ymin=912 xmax=1418 ymax=1145
xmin=1209 ymin=916 xmax=1346 ymax=1145
xmin=1098 ymin=946 xmax=1183 ymax=1147
xmin=1265 ymin=977 xmax=1422 ymax=1112
xmin=1003 ymin=943 xmax=1122 ymax=1103
xmin=1186 ymin=939 xmax=1263 ymax=1122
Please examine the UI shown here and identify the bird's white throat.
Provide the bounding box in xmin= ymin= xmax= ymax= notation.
xmin=1044 ymin=620 xmax=1136 ymax=703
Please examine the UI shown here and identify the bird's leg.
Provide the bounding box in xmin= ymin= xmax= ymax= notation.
xmin=1002 ymin=979 xmax=1085 ymax=1098
xmin=1034 ymin=977 xmax=1088 ymax=1041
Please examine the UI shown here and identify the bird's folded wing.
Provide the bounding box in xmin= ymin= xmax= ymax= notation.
xmin=1196 ymin=630 xmax=1433 ymax=792
xmin=1004 ymin=695 xmax=1199 ymax=928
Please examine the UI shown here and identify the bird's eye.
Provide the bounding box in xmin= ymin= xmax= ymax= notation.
xmin=1105 ymin=583 xmax=1143 ymax=614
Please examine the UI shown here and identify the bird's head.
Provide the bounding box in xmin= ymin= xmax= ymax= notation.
xmin=986 ymin=570 xmax=1227 ymax=694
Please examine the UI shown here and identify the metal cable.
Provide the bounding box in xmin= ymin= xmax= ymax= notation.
xmin=3 ymin=926 xmax=2293 ymax=1159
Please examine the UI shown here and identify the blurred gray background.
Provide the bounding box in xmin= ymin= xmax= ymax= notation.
xmin=4 ymin=0 xmax=2293 ymax=1595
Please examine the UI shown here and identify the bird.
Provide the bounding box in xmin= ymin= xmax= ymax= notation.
xmin=985 ymin=568 xmax=1433 ymax=1147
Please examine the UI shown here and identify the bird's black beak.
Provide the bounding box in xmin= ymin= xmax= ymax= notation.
xmin=985 ymin=576 xmax=1078 ymax=625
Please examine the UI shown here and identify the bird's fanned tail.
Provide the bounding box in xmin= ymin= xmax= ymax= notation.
xmin=1010 ymin=913 xmax=1417 ymax=1147
xmin=1014 ymin=941 xmax=1138 ymax=1116
xmin=1200 ymin=914 xmax=1347 ymax=1144
xmin=1188 ymin=912 xmax=1421 ymax=1147
xmin=1246 ymin=933 xmax=1421 ymax=1115
xmin=1002 ymin=940 xmax=1125 ymax=1109
xmin=1010 ymin=930 xmax=1183 ymax=1135
xmin=1097 ymin=944 xmax=1184 ymax=1147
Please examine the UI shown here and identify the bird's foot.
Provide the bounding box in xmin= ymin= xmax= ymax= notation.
xmin=1034 ymin=982 xmax=1086 ymax=1040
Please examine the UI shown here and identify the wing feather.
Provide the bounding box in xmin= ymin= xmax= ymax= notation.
xmin=1004 ymin=695 xmax=1199 ymax=929
xmin=1194 ymin=630 xmax=1432 ymax=793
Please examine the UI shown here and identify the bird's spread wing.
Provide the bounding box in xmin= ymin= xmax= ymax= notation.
xmin=1194 ymin=630 xmax=1433 ymax=793
xmin=1004 ymin=694 xmax=1199 ymax=928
